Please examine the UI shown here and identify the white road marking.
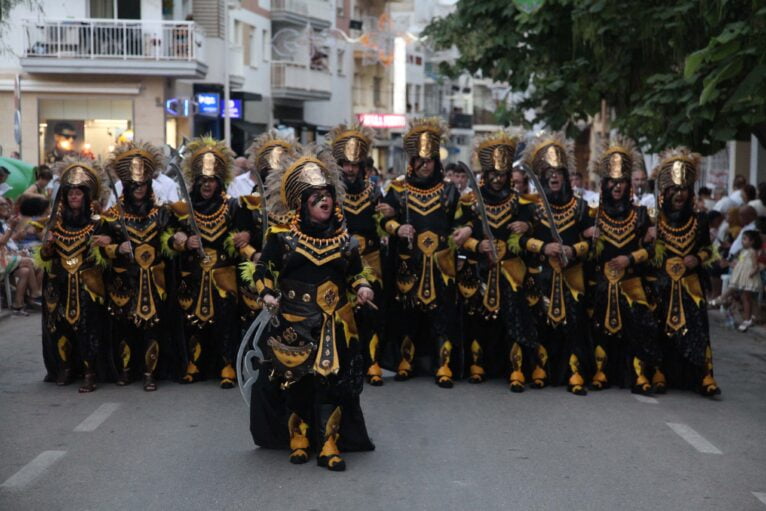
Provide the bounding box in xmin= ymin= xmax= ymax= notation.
xmin=73 ymin=402 xmax=120 ymax=432
xmin=753 ymin=492 xmax=766 ymax=506
xmin=0 ymin=451 xmax=66 ymax=489
xmin=666 ymin=422 xmax=722 ymax=454
xmin=633 ymin=395 xmax=659 ymax=404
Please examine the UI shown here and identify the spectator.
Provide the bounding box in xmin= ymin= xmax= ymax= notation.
xmin=444 ymin=162 xmax=458 ymax=183
xmin=748 ymin=182 xmax=766 ymax=219
xmin=451 ymin=163 xmax=472 ymax=196
xmin=227 ymin=156 xmax=257 ymax=198
xmin=0 ymin=197 xmax=43 ymax=315
xmin=511 ymin=168 xmax=529 ymax=194
xmin=23 ymin=166 xmax=53 ymax=199
xmin=570 ymin=170 xmax=598 ymax=204
xmin=152 ymin=168 xmax=180 ymax=204
xmin=0 ymin=166 xmax=11 ymax=197
xmin=714 ymin=174 xmax=748 ymax=214
xmin=729 ymin=205 xmax=758 ymax=258
xmin=697 ymin=186 xmax=713 ymax=212
xmin=715 ymin=230 xmax=763 ymax=332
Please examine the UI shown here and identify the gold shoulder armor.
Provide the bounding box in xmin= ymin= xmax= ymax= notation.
xmin=459 ymin=191 xmax=477 ymax=206
xmin=170 ymin=200 xmax=190 ymax=218
xmin=240 ymin=194 xmax=262 ymax=210
xmin=519 ymin=193 xmax=539 ymax=205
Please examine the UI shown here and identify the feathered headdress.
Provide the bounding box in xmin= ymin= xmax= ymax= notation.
xmin=656 ymin=146 xmax=700 ymax=194
xmin=403 ymin=117 xmax=448 ymax=160
xmin=522 ymin=131 xmax=575 ymax=176
xmin=474 ymin=128 xmax=523 ymax=173
xmin=246 ymin=130 xmax=299 ymax=175
xmin=265 ymin=144 xmax=345 ymax=213
xmin=327 ymin=122 xmax=375 ymax=165
xmin=53 ymin=156 xmax=106 ymax=203
xmin=106 ymin=141 xmax=164 ymax=185
xmin=590 ymin=135 xmax=643 ymax=181
xmin=182 ymin=136 xmax=235 ymax=185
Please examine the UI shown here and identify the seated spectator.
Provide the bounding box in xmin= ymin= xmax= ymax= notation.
xmin=0 ymin=197 xmax=43 ymax=315
xmin=748 ymin=182 xmax=766 ymax=229
xmin=23 ymin=166 xmax=53 ymax=199
xmin=697 ymin=186 xmax=713 ymax=212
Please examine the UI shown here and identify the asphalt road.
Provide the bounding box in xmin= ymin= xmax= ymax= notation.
xmin=1 ymin=313 xmax=765 ymax=511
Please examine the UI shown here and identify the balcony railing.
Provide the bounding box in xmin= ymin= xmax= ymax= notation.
xmin=271 ymin=0 xmax=334 ymax=28
xmin=22 ymin=19 xmax=204 ymax=61
xmin=271 ymin=61 xmax=331 ymax=101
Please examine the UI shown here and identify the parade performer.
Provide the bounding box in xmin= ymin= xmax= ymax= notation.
xmin=379 ymin=118 xmax=472 ymax=388
xmin=248 ymin=147 xmax=375 ymax=471
xmin=586 ymin=137 xmax=660 ymax=394
xmin=237 ymin=132 xmax=300 ymax=319
xmin=100 ymin=142 xmax=178 ymax=391
xmin=459 ymin=131 xmax=537 ymax=390
xmin=37 ymin=158 xmax=110 ymax=393
xmin=171 ymin=137 xmax=251 ymax=388
xmin=328 ymin=122 xmax=386 ymax=386
xmin=649 ymin=147 xmax=720 ymax=397
xmin=520 ymin=132 xmax=593 ymax=395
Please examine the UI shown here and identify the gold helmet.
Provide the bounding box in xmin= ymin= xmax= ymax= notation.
xmin=656 ymin=146 xmax=700 ymax=195
xmin=590 ymin=135 xmax=643 ymax=182
xmin=54 ymin=157 xmax=104 ymax=200
xmin=474 ymin=129 xmax=522 ymax=173
xmin=246 ymin=130 xmax=299 ymax=176
xmin=267 ymin=145 xmax=344 ymax=213
xmin=327 ymin=122 xmax=374 ymax=165
xmin=106 ymin=141 xmax=164 ymax=186
xmin=182 ymin=136 xmax=234 ymax=186
xmin=403 ymin=117 xmax=448 ymax=160
xmin=522 ymin=131 xmax=574 ymax=176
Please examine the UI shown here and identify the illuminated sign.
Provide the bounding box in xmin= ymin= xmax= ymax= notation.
xmin=357 ymin=113 xmax=407 ymax=129
xmin=197 ymin=92 xmax=220 ymax=116
xmin=221 ymin=99 xmax=242 ymax=119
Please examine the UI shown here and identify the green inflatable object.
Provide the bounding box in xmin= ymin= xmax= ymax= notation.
xmin=0 ymin=157 xmax=36 ymax=200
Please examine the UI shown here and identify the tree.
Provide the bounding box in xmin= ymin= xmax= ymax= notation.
xmin=424 ymin=0 xmax=766 ymax=155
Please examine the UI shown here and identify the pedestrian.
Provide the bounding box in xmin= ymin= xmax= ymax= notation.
xmin=718 ymin=230 xmax=762 ymax=332
xmin=649 ymin=147 xmax=720 ymax=397
xmin=519 ymin=131 xmax=593 ymax=395
xmin=248 ymin=146 xmax=375 ymax=471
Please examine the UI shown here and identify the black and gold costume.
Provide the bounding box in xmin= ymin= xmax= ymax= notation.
xmin=100 ymin=142 xmax=179 ymax=391
xmin=37 ymin=159 xmax=109 ymax=393
xmin=172 ymin=137 xmax=252 ymax=388
xmin=329 ymin=122 xmax=387 ymax=385
xmin=649 ymin=148 xmax=720 ymax=397
xmin=587 ymin=137 xmax=660 ymax=394
xmin=248 ymin=148 xmax=374 ymax=471
xmin=380 ymin=118 xmax=470 ymax=388
xmin=459 ymin=131 xmax=537 ymax=391
xmin=520 ymin=132 xmax=593 ymax=395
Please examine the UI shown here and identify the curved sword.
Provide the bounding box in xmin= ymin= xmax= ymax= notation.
xmin=514 ymin=161 xmax=569 ymax=266
xmin=251 ymin=170 xmax=269 ymax=248
xmin=236 ymin=308 xmax=274 ymax=408
xmin=457 ymin=161 xmax=497 ymax=265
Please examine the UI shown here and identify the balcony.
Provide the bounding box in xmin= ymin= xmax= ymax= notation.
xmin=449 ymin=112 xmax=473 ymax=130
xmin=271 ymin=61 xmax=331 ymax=101
xmin=20 ymin=19 xmax=208 ymax=78
xmin=271 ymin=0 xmax=334 ymax=30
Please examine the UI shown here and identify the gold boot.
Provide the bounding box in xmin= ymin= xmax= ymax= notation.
xmin=468 ymin=340 xmax=485 ymax=384
xmin=531 ymin=345 xmax=548 ymax=389
xmin=652 ymin=367 xmax=667 ymax=394
xmin=590 ymin=345 xmax=608 ymax=390
xmin=143 ymin=340 xmax=159 ymax=391
xmin=366 ymin=334 xmax=384 ymax=386
xmin=394 ymin=336 xmax=414 ymax=381
xmin=567 ymin=354 xmax=587 ymax=396
xmin=509 ymin=342 xmax=525 ymax=393
xmin=220 ymin=363 xmax=236 ymax=389
xmin=435 ymin=340 xmax=453 ymax=388
xmin=181 ymin=336 xmax=202 ymax=384
xmin=700 ymin=346 xmax=721 ymax=397
xmin=55 ymin=336 xmax=72 ymax=386
xmin=116 ymin=340 xmax=131 ymax=386
xmin=288 ymin=413 xmax=310 ymax=464
xmin=631 ymin=357 xmax=652 ymax=395
xmin=317 ymin=407 xmax=345 ymax=471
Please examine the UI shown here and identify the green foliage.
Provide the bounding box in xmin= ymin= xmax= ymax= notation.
xmin=425 ymin=0 xmax=766 ymax=155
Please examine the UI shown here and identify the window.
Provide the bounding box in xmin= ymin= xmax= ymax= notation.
xmin=247 ymin=25 xmax=258 ymax=68
xmin=90 ymin=0 xmax=141 ymax=19
xmin=262 ymin=29 xmax=270 ymax=62
xmin=373 ymin=77 xmax=382 ymax=107
xmin=414 ymin=85 xmax=421 ymax=112
xmin=336 ymin=0 xmax=345 ymax=17
xmin=337 ymin=49 xmax=345 ymax=76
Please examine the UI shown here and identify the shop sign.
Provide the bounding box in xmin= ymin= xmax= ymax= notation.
xmin=357 ymin=113 xmax=407 ymax=129
xmin=197 ymin=93 xmax=221 ymax=117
